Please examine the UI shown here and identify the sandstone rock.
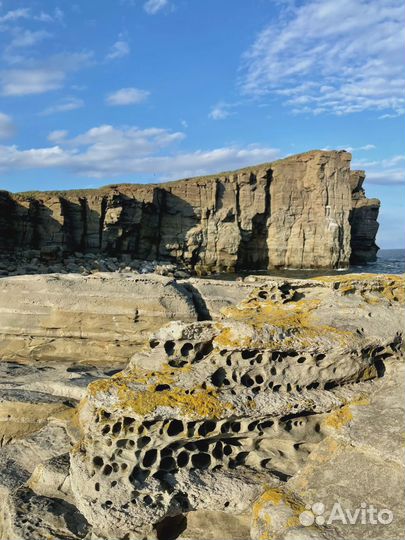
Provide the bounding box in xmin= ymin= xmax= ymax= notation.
xmin=0 ymin=151 xmax=379 ymax=271
xmin=69 ymin=274 xmax=403 ymax=539
xmin=0 ymin=487 xmax=90 ymax=540
xmin=0 ymin=273 xmax=198 ymax=363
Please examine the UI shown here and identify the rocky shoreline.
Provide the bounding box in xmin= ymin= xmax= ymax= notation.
xmin=0 ymin=272 xmax=403 ymax=539
xmin=0 ymin=252 xmax=191 ymax=279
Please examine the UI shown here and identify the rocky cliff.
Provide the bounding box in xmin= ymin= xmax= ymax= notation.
xmin=0 ymin=150 xmax=379 ymax=271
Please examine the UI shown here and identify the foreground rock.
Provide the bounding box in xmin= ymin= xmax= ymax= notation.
xmin=0 ymin=150 xmax=379 ymax=271
xmin=0 ymin=274 xmax=402 ymax=539
xmin=68 ymin=274 xmax=403 ymax=539
xmin=0 ymin=273 xmax=198 ymax=363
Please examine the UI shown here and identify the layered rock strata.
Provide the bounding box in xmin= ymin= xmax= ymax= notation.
xmin=0 ymin=150 xmax=379 ymax=271
xmin=0 ymin=273 xmax=198 ymax=364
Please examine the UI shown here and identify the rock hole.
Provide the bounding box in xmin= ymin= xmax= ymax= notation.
xmin=195 ymin=440 xmax=209 ymax=452
xmin=156 ymin=384 xmax=171 ymax=392
xmin=167 ymin=419 xmax=184 ymax=437
xmin=155 ymin=514 xmax=187 ymax=540
xmin=211 ymin=367 xmax=227 ymax=387
xmin=93 ymin=456 xmax=104 ymax=468
xmin=177 ymin=451 xmax=189 ymax=467
xmin=191 ymin=453 xmax=211 ymax=469
xmin=160 ymin=456 xmax=177 ymax=471
xmin=198 ymin=420 xmax=216 ymax=436
xmin=103 ymin=464 xmax=112 ymax=476
xmin=241 ymin=373 xmax=254 ymax=387
xmin=138 ymin=436 xmax=151 ymax=448
xmin=231 ymin=421 xmax=241 ymax=432
xmin=241 ymin=350 xmax=258 ymax=360
xmin=224 ymin=445 xmax=232 ymax=456
xmin=180 ymin=343 xmax=194 ymax=357
xmin=143 ymin=449 xmax=158 ymax=467
xmin=164 ymin=341 xmax=176 ymax=356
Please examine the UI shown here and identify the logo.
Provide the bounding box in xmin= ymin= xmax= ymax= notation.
xmin=299 ymin=502 xmax=393 ymax=527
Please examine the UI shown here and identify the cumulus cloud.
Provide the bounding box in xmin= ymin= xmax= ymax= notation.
xmin=0 ymin=123 xmax=279 ymax=179
xmin=106 ymin=38 xmax=130 ymax=60
xmin=0 ymin=112 xmax=15 ymax=139
xmin=240 ymin=0 xmax=405 ymax=116
xmin=106 ymin=87 xmax=149 ymax=106
xmin=143 ymin=0 xmax=168 ymax=15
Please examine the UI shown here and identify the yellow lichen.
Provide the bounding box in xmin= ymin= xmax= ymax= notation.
xmin=217 ymin=296 xmax=352 ymax=350
xmin=88 ymin=375 xmax=232 ymax=420
xmin=252 ymin=488 xmax=306 ymax=540
xmin=323 ymin=404 xmax=353 ymax=429
xmin=313 ymin=274 xmax=405 ymax=304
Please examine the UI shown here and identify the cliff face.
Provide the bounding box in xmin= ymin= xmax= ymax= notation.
xmin=0 ymin=150 xmax=379 ymax=271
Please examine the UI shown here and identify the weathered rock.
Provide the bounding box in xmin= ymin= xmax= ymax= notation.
xmin=69 ymin=274 xmax=403 ymax=539
xmin=0 ymin=151 xmax=379 ymax=271
xmin=0 ymin=273 xmax=198 ymax=363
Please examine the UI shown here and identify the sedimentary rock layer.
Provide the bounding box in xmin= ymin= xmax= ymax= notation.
xmin=0 ymin=273 xmax=199 ymax=363
xmin=0 ymin=150 xmax=379 ymax=270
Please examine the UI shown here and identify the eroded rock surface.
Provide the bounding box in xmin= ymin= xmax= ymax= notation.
xmin=0 ymin=150 xmax=379 ymax=271
xmin=0 ymin=273 xmax=198 ymax=363
xmin=67 ymin=274 xmax=403 ymax=539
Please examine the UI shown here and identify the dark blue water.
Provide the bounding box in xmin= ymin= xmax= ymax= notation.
xmin=207 ymin=249 xmax=405 ymax=281
xmin=351 ymin=249 xmax=404 ymax=276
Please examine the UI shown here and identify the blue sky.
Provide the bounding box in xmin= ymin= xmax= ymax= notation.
xmin=0 ymin=0 xmax=404 ymax=248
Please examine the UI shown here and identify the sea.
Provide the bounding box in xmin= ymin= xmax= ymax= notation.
xmin=208 ymin=249 xmax=405 ymax=280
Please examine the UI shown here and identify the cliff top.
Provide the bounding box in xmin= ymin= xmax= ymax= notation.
xmin=9 ymin=149 xmax=352 ymax=200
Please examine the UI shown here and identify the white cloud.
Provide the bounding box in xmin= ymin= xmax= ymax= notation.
xmin=106 ymin=87 xmax=149 ymax=106
xmin=34 ymin=8 xmax=64 ymax=23
xmin=40 ymin=97 xmax=84 ymax=115
xmin=0 ymin=68 xmax=64 ymax=95
xmin=7 ymin=29 xmax=51 ymax=49
xmin=0 ymin=52 xmax=92 ymax=96
xmin=143 ymin=0 xmax=168 ymax=15
xmin=47 ymin=130 xmax=68 ymax=143
xmin=240 ymin=0 xmax=405 ymax=116
xmin=352 ymin=155 xmax=405 ymax=185
xmin=0 ymin=112 xmax=15 ymax=139
xmin=106 ymin=38 xmax=130 ymax=60
xmin=209 ymin=103 xmax=232 ymax=120
xmin=0 ymin=123 xmax=280 ymax=179
xmin=325 ymin=144 xmax=376 ymax=152
xmin=0 ymin=8 xmax=30 ymax=24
